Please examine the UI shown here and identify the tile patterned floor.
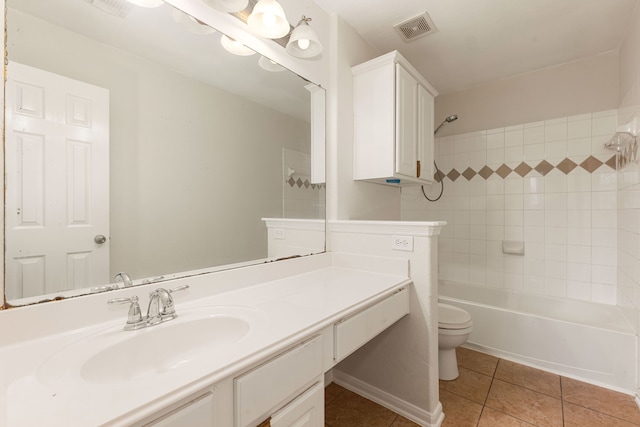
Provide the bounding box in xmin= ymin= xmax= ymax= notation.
xmin=325 ymin=347 xmax=640 ymax=426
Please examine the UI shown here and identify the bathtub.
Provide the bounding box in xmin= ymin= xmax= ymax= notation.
xmin=439 ymin=280 xmax=637 ymax=393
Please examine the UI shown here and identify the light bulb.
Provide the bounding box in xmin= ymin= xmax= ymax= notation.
xmin=297 ymin=39 xmax=310 ymax=50
xmin=262 ymin=12 xmax=276 ymax=28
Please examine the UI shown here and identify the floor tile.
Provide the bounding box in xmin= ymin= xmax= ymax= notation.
xmin=325 ymin=382 xmax=345 ymax=405
xmin=494 ymin=359 xmax=561 ymax=398
xmin=478 ymin=407 xmax=536 ymax=426
xmin=325 ymin=387 xmax=398 ymax=427
xmin=485 ymin=379 xmax=563 ymax=427
xmin=439 ymin=366 xmax=493 ymax=404
xmin=562 ymin=377 xmax=640 ymax=425
xmin=563 ymin=402 xmax=640 ymax=427
xmin=457 ymin=347 xmax=499 ymax=377
xmin=389 ymin=415 xmax=421 ymax=426
xmin=440 ymin=390 xmax=483 ymax=427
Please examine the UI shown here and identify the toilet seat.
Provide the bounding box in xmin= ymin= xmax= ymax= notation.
xmin=438 ymin=303 xmax=472 ymax=330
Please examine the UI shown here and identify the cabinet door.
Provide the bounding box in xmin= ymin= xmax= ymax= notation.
xmin=395 ymin=64 xmax=418 ymax=179
xmin=417 ymin=84 xmax=435 ymax=183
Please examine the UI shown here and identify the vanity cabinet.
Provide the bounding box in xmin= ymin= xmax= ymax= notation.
xmin=114 ymin=283 xmax=411 ymax=427
xmin=353 ymin=50 xmax=438 ymax=186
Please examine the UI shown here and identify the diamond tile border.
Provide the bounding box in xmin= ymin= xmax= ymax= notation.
xmin=287 ymin=178 xmax=325 ymax=189
xmin=439 ymin=155 xmax=616 ymax=182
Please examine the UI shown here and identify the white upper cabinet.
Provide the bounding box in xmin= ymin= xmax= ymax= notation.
xmin=353 ymin=51 xmax=437 ymax=186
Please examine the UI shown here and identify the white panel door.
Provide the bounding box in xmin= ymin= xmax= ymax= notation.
xmin=5 ymin=62 xmax=110 ymax=299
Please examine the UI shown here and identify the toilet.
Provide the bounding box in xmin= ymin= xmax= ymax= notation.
xmin=438 ymin=303 xmax=473 ymax=380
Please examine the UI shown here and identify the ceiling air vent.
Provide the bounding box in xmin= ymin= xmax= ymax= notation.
xmin=84 ymin=0 xmax=133 ymax=18
xmin=393 ymin=12 xmax=437 ymax=42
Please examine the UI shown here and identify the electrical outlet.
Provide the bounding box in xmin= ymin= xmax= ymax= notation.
xmin=392 ymin=235 xmax=413 ymax=251
xmin=274 ymin=228 xmax=285 ymax=240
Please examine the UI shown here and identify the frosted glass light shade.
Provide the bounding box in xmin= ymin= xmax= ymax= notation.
xmin=126 ymin=0 xmax=163 ymax=7
xmin=202 ymin=0 xmax=249 ymax=13
xmin=220 ymin=34 xmax=256 ymax=56
xmin=171 ymin=9 xmax=216 ymax=35
xmin=286 ymin=18 xmax=322 ymax=58
xmin=247 ymin=0 xmax=290 ymax=39
xmin=258 ymin=56 xmax=285 ymax=72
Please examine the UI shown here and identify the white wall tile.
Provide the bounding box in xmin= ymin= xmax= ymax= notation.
xmin=545 ymin=173 xmax=567 ymax=193
xmin=486 ymin=131 xmax=505 ymax=149
xmin=524 ymin=143 xmax=545 ymax=162
xmin=568 ymin=245 xmax=591 ymax=264
xmin=524 ymin=176 xmax=545 ymax=194
xmin=566 ymin=280 xmax=592 ymax=301
xmin=505 ymin=146 xmax=524 ymax=163
xmin=524 ymin=194 xmax=545 ymax=210
xmin=505 ymin=129 xmax=524 ymax=147
xmin=524 ymin=210 xmax=545 ymax=226
xmin=567 ymin=263 xmax=592 ymax=282
xmin=567 ymin=137 xmax=592 ymax=157
xmin=568 ymin=119 xmax=591 ymax=139
xmin=567 ymin=192 xmax=591 ymax=209
xmin=545 ymin=119 xmax=568 ymax=142
xmin=567 ymin=171 xmax=592 ymax=192
xmin=567 ymin=227 xmax=592 ymax=246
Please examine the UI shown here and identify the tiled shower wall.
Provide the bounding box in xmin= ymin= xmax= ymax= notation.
xmin=402 ymin=110 xmax=619 ymax=305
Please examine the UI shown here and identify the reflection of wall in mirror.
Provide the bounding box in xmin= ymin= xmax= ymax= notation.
xmin=282 ymin=148 xmax=326 ymax=219
xmin=7 ymin=8 xmax=311 ymax=282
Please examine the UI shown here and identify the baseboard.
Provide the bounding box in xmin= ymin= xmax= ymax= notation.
xmin=635 ymin=393 xmax=640 ymax=410
xmin=331 ymin=370 xmax=444 ymax=427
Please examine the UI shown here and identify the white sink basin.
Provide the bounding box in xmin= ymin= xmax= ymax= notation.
xmin=37 ymin=305 xmax=266 ymax=385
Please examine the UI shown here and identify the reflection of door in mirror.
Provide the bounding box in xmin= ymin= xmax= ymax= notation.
xmin=5 ymin=62 xmax=110 ymax=300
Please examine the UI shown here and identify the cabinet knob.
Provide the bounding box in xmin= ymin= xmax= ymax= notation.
xmin=417 ymin=160 xmax=421 ymax=178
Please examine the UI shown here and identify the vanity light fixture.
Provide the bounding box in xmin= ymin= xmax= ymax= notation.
xmin=125 ymin=0 xmax=163 ymax=7
xmin=258 ymin=55 xmax=285 ymax=72
xmin=286 ymin=16 xmax=322 ymax=58
xmin=221 ymin=34 xmax=256 ymax=56
xmin=247 ymin=0 xmax=289 ymax=39
xmin=172 ymin=9 xmax=216 ymax=35
xmin=203 ymin=0 xmax=249 ymax=13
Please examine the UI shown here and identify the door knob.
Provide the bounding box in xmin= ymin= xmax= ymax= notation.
xmin=94 ymin=234 xmax=107 ymax=244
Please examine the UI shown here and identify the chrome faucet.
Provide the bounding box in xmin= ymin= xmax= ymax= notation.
xmin=147 ymin=287 xmax=176 ymax=325
xmin=114 ymin=272 xmax=134 ymax=288
xmin=108 ymin=284 xmax=189 ymax=331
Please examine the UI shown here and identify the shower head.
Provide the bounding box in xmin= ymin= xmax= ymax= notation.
xmin=434 ymin=114 xmax=459 ymax=135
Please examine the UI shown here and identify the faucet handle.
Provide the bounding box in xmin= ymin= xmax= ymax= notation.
xmin=108 ymin=296 xmax=144 ymax=330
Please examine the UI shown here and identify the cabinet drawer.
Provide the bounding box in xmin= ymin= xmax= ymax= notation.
xmin=334 ymin=288 xmax=409 ymax=362
xmin=144 ymin=392 xmax=214 ymax=427
xmin=270 ymin=381 xmax=323 ymax=427
xmin=235 ymin=336 xmax=323 ymax=427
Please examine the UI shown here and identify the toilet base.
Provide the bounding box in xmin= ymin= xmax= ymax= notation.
xmin=438 ymin=348 xmax=459 ymax=380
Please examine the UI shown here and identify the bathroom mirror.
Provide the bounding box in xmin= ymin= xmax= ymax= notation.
xmin=4 ymin=0 xmax=326 ymax=306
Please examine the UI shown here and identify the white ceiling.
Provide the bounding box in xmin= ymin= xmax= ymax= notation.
xmin=312 ymin=0 xmax=639 ymax=94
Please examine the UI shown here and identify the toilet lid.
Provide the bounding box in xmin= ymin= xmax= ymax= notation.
xmin=438 ymin=303 xmax=472 ymax=329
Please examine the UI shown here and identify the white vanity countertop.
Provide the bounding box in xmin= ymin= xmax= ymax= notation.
xmin=0 ymin=253 xmax=411 ymax=426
